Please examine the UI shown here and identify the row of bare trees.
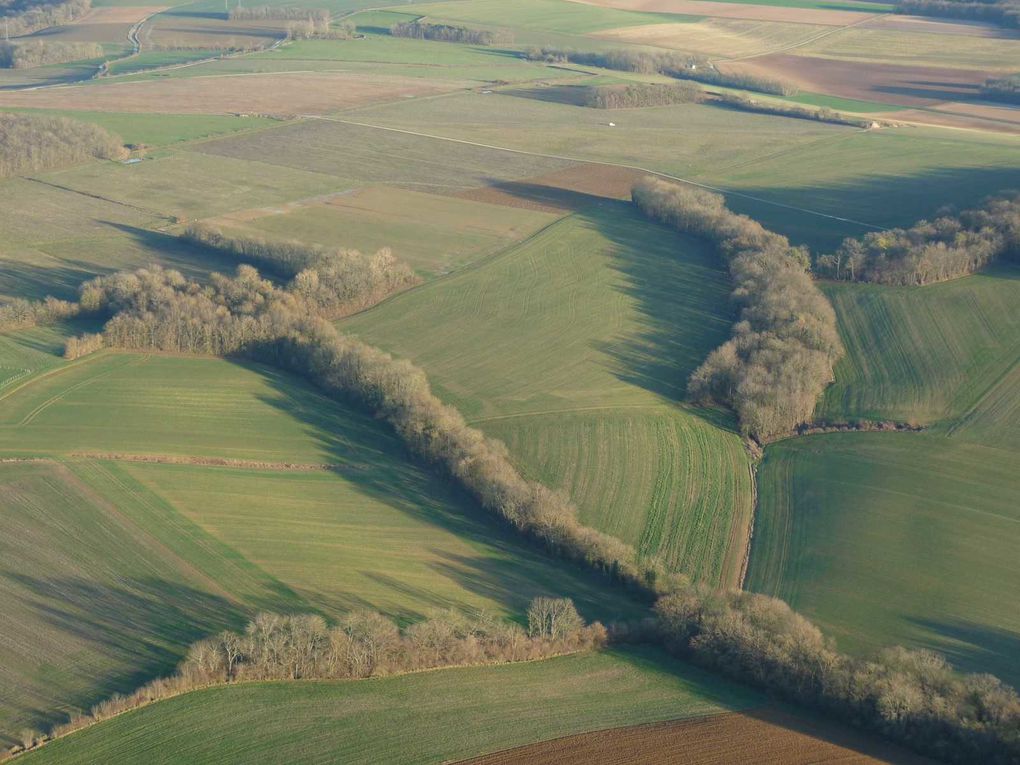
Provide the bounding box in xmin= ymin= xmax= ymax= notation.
xmin=390 ymin=20 xmax=512 ymax=46
xmin=714 ymin=92 xmax=873 ymax=128
xmin=632 ymin=177 xmax=843 ymax=441
xmin=654 ymin=586 xmax=1020 ymax=764
xmin=896 ymin=0 xmax=1019 ymax=28
xmin=0 ymin=39 xmax=102 ymax=68
xmin=227 ymin=4 xmax=323 ymax=20
xmin=10 ymin=601 xmax=603 ymax=756
xmin=0 ymin=0 xmax=89 ymax=37
xmin=585 ymin=82 xmax=703 ymax=109
xmin=817 ymin=192 xmax=1020 ymax=285
xmin=0 ymin=112 xmax=125 ymax=179
xmin=0 ymin=295 xmax=78 ymax=334
xmin=62 ymin=332 xmax=102 ymax=359
xmin=524 ymin=47 xmax=794 ymax=96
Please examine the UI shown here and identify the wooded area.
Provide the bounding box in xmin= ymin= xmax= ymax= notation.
xmin=391 ymin=20 xmax=512 ymax=46
xmin=896 ymin=0 xmax=1019 ymax=28
xmin=0 ymin=40 xmax=102 ymax=68
xmin=0 ymin=112 xmax=124 ymax=179
xmin=0 ymin=0 xmax=88 ymax=37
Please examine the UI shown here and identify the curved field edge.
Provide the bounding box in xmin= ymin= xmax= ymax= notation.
xmin=340 ymin=206 xmax=753 ymax=585
xmin=746 ymin=432 xmax=1020 ymax=687
xmin=16 ymin=649 xmax=761 ymax=765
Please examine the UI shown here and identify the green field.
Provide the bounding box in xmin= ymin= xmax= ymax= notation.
xmin=342 ymin=206 xmax=753 ymax=585
xmin=747 ymin=432 xmax=1020 ymax=686
xmin=20 ymin=649 xmax=759 ymax=765
xmin=818 ymin=264 xmax=1020 ymax=426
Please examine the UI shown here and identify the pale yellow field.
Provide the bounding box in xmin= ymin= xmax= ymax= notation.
xmin=594 ymin=19 xmax=831 ymax=58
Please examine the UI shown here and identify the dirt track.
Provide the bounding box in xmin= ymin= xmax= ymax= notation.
xmin=460 ymin=707 xmax=935 ymax=765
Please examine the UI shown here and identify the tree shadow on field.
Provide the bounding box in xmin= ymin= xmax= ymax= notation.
xmin=1 ymin=573 xmax=244 ymax=743
xmin=906 ymin=616 xmax=1020 ymax=692
xmin=244 ymin=361 xmax=644 ymax=625
xmin=102 ymin=222 xmax=247 ymax=282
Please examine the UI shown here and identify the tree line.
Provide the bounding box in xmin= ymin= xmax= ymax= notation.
xmin=816 ymin=192 xmax=1020 ymax=285
xmin=0 ymin=0 xmax=88 ymax=37
xmin=584 ymin=81 xmax=703 ymax=109
xmin=0 ymin=112 xmax=125 ymax=179
xmin=390 ymin=20 xmax=513 ymax=46
xmin=524 ymin=47 xmax=795 ymax=96
xmin=0 ymin=295 xmax=78 ymax=334
xmin=632 ymin=176 xmax=843 ymax=442
xmin=227 ymin=4 xmax=322 ymax=20
xmin=896 ymin=0 xmax=1019 ymax=28
xmin=5 ymin=225 xmax=1019 ymax=763
xmin=8 ymin=600 xmax=604 ymax=756
xmin=981 ymin=73 xmax=1020 ymax=104
xmin=0 ymin=39 xmax=102 ymax=68
xmin=714 ymin=92 xmax=876 ymax=128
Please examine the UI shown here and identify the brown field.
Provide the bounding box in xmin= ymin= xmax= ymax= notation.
xmin=143 ymin=16 xmax=285 ymax=50
xmin=594 ymin=19 xmax=829 ymax=58
xmin=723 ymin=54 xmax=992 ymax=107
xmin=81 ymin=6 xmax=168 ymax=24
xmin=860 ymin=14 xmax=1014 ymax=37
xmin=457 ymin=163 xmax=645 ymax=212
xmin=0 ymin=72 xmax=466 ymax=115
xmin=461 ymin=707 xmax=934 ymax=765
xmin=567 ymin=0 xmax=876 ymax=25
xmin=883 ymin=102 xmax=1020 ymax=133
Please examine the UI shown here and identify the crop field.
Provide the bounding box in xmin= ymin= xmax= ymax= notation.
xmin=818 ymin=264 xmax=1020 ymax=425
xmin=746 ymin=432 xmax=1020 ymax=686
xmin=593 ymin=19 xmax=832 ymax=57
xmin=207 ymin=185 xmax=564 ymax=278
xmin=18 ymin=649 xmax=759 ymax=765
xmin=466 ymin=707 xmax=930 ymax=764
xmin=341 ymin=207 xmax=753 ymax=584
xmin=568 ymin=0 xmax=891 ymax=19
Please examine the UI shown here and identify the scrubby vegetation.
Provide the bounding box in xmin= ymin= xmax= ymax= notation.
xmin=0 ymin=0 xmax=89 ymax=37
xmin=981 ymin=73 xmax=1020 ymax=104
xmin=523 ymin=48 xmax=794 ymax=96
xmin=585 ymin=82 xmax=703 ymax=109
xmin=0 ymin=112 xmax=125 ymax=179
xmin=10 ymin=601 xmax=604 ymax=755
xmin=0 ymin=40 xmax=103 ymax=68
xmin=816 ymin=192 xmax=1020 ymax=285
xmin=62 ymin=332 xmax=102 ymax=359
xmin=0 ymin=296 xmax=79 ymax=334
xmin=714 ymin=93 xmax=874 ymax=128
xmin=632 ymin=177 xmax=842 ymax=442
xmin=653 ymin=586 xmax=1020 ymax=765
xmin=390 ymin=20 xmax=512 ymax=46
xmin=287 ymin=16 xmax=353 ymax=40
xmin=896 ymin=0 xmax=1020 ymax=28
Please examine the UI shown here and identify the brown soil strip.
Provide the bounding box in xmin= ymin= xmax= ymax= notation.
xmin=69 ymin=452 xmax=340 ymax=471
xmin=457 ymin=164 xmax=645 ymax=213
xmin=460 ymin=706 xmax=934 ymax=765
xmin=566 ymin=0 xmax=874 ymax=26
xmin=722 ymin=54 xmax=994 ymax=108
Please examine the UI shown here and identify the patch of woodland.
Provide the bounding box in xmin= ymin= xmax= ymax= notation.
xmin=390 ymin=20 xmax=513 ymax=46
xmin=0 ymin=0 xmax=89 ymax=37
xmin=6 ymin=599 xmax=605 ymax=757
xmin=523 ymin=47 xmax=795 ymax=96
xmin=0 ymin=112 xmax=125 ymax=179
xmin=981 ymin=74 xmax=1020 ymax=104
xmin=816 ymin=192 xmax=1020 ymax=285
xmin=632 ymin=176 xmax=843 ymax=443
xmin=712 ymin=92 xmax=877 ymax=128
xmin=895 ymin=0 xmax=1019 ymax=28
xmin=0 ymin=39 xmax=102 ymax=68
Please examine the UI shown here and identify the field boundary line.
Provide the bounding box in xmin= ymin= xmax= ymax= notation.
xmin=300 ymin=114 xmax=883 ymax=229
xmin=67 ymin=451 xmax=342 ymax=471
xmin=21 ymin=177 xmax=172 ymax=221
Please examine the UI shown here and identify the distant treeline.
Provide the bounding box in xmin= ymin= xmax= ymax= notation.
xmin=714 ymin=92 xmax=875 ymax=128
xmin=816 ymin=192 xmax=1020 ymax=285
xmin=524 ymin=47 xmax=795 ymax=96
xmin=0 ymin=295 xmax=78 ymax=334
xmin=896 ymin=0 xmax=1019 ymax=28
xmin=585 ymin=81 xmax=703 ymax=108
xmin=652 ymin=586 xmax=1020 ymax=765
xmin=287 ymin=17 xmax=353 ymax=40
xmin=227 ymin=4 xmax=323 ymax=20
xmin=0 ymin=0 xmax=89 ymax=37
xmin=981 ymin=73 xmax=1020 ymax=103
xmin=390 ymin=20 xmax=513 ymax=46
xmin=0 ymin=39 xmax=103 ymax=68
xmin=12 ymin=600 xmax=604 ymax=755
xmin=632 ymin=177 xmax=842 ymax=442
xmin=0 ymin=112 xmax=125 ymax=180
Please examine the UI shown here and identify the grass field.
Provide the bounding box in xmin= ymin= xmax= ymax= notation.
xmin=19 ymin=649 xmax=759 ymax=765
xmin=747 ymin=432 xmax=1020 ymax=687
xmin=818 ymin=264 xmax=1020 ymax=425
xmin=594 ymin=18 xmax=830 ymax=58
xmin=341 ymin=207 xmax=753 ymax=584
xmin=208 ymin=185 xmax=564 ymax=278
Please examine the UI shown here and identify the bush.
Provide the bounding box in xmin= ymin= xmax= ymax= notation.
xmin=391 ymin=20 xmax=512 ymax=46
xmin=816 ymin=192 xmax=1020 ymax=285
xmin=0 ymin=39 xmax=103 ymax=68
xmin=585 ymin=82 xmax=703 ymax=109
xmin=0 ymin=112 xmax=125 ymax=178
xmin=632 ymin=177 xmax=842 ymax=441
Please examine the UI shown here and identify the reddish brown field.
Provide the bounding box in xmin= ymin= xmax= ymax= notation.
xmin=457 ymin=164 xmax=644 ymax=212
xmin=461 ymin=708 xmax=934 ymax=765
xmin=723 ymin=54 xmax=992 ymax=107
xmin=0 ymin=72 xmax=466 ymax=115
xmin=566 ymin=0 xmax=875 ymax=26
